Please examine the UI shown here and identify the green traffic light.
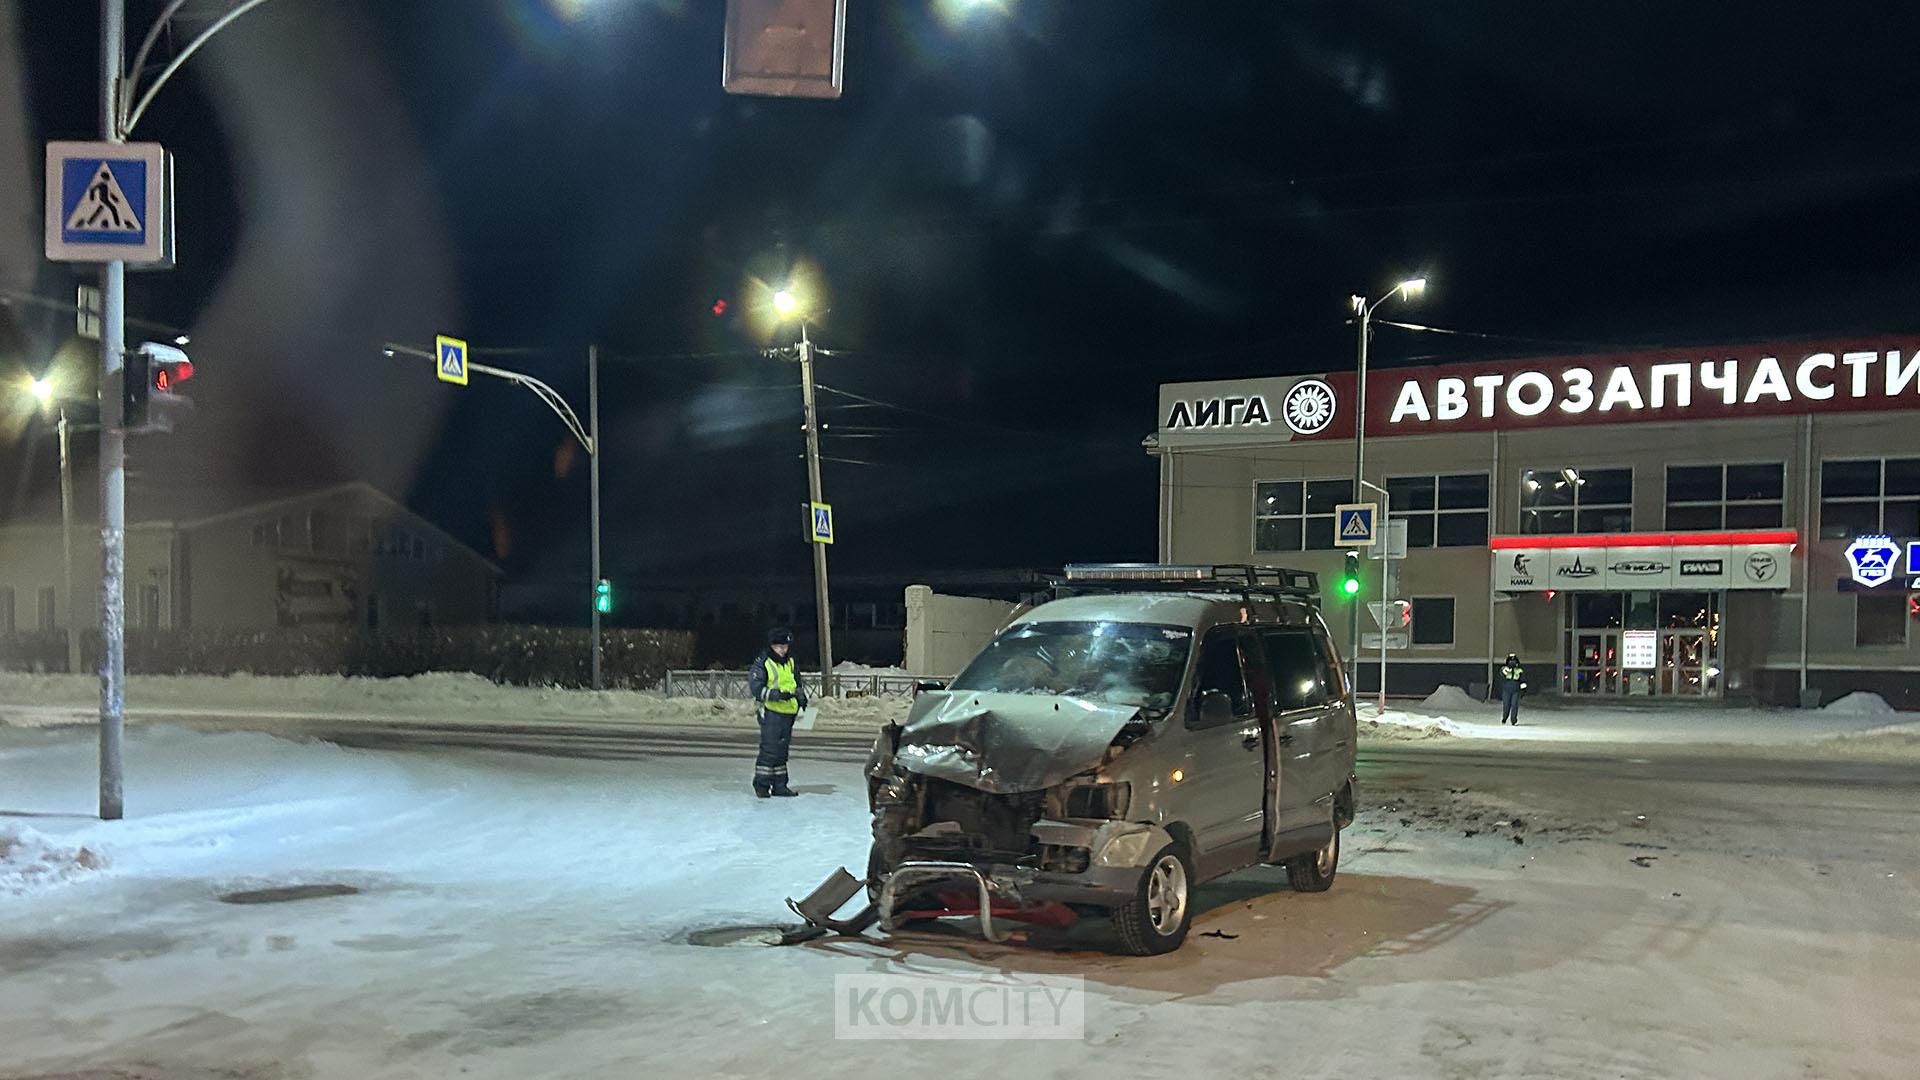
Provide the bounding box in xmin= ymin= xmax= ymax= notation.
xmin=594 ymin=580 xmax=612 ymax=614
xmin=1341 ymin=577 xmax=1361 ymax=596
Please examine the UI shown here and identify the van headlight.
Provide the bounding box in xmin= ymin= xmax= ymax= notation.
xmin=1064 ymin=782 xmax=1131 ymax=819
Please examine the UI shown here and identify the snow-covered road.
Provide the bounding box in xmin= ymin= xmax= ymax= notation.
xmin=3 ymin=718 xmax=1917 ymax=1079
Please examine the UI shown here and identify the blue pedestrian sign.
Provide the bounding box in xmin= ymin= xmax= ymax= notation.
xmin=44 ymin=141 xmax=171 ymax=264
xmin=1908 ymin=541 xmax=1920 ymax=577
xmin=809 ymin=502 xmax=834 ymax=545
xmin=1334 ymin=502 xmax=1377 ymax=547
xmin=435 ymin=335 xmax=469 ymax=386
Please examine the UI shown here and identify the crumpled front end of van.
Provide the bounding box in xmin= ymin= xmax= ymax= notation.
xmin=864 ymin=690 xmax=1173 ymax=913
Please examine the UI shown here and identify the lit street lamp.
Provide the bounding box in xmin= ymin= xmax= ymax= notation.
xmin=19 ymin=375 xmax=83 ymax=678
xmin=769 ymin=283 xmax=836 ymax=698
xmin=1349 ymin=276 xmax=1426 ymax=690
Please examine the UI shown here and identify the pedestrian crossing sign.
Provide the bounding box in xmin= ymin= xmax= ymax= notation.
xmin=809 ymin=502 xmax=834 ymax=545
xmin=45 ymin=141 xmax=172 ymax=264
xmin=1334 ymin=502 xmax=1377 ymax=547
xmin=435 ymin=335 xmax=469 ymax=386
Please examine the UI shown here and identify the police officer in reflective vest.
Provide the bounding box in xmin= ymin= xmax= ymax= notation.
xmin=1499 ymin=654 xmax=1526 ymax=726
xmin=749 ymin=627 xmax=809 ymax=797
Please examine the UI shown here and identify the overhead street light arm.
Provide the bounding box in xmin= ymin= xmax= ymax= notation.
xmin=121 ymin=0 xmax=279 ymax=137
xmin=382 ymin=342 xmax=596 ymax=455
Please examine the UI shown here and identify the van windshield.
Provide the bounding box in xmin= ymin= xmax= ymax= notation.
xmin=948 ymin=621 xmax=1193 ymax=712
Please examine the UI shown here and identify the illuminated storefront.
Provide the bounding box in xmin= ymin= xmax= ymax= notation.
xmin=1150 ymin=337 xmax=1920 ymax=707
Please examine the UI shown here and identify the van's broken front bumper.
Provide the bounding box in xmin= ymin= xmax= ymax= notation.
xmin=880 ymin=818 xmax=1173 ymax=924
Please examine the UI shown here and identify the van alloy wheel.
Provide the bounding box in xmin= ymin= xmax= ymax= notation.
xmin=1145 ymin=853 xmax=1189 ymax=935
xmin=1112 ymin=841 xmax=1196 ymax=955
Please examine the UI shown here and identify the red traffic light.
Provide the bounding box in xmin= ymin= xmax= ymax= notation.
xmin=154 ymin=360 xmax=194 ymax=392
xmin=711 ymin=298 xmax=728 ymax=316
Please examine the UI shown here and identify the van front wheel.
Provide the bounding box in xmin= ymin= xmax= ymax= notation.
xmin=1111 ymin=842 xmax=1194 ymax=955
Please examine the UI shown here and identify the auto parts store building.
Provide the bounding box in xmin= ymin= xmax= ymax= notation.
xmin=1149 ymin=337 xmax=1920 ymax=708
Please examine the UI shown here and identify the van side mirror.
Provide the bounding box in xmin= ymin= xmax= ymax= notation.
xmin=913 ymin=679 xmax=947 ymax=697
xmin=1196 ymin=690 xmax=1234 ymax=726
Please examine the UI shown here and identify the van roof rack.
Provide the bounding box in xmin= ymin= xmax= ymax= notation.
xmin=1057 ymin=563 xmax=1320 ymax=606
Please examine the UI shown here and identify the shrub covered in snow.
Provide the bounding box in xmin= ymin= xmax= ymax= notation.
xmin=1820 ymin=691 xmax=1898 ymax=716
xmin=1 ymin=626 xmax=696 ymax=690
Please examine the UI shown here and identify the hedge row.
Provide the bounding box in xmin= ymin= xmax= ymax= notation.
xmin=0 ymin=625 xmax=695 ymax=690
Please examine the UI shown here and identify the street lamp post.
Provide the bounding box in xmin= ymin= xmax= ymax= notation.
xmin=775 ymin=288 xmax=836 ymax=699
xmin=58 ymin=406 xmax=79 ymax=677
xmin=1349 ymin=277 xmax=1426 ymax=693
xmin=24 ymin=379 xmax=81 ymax=677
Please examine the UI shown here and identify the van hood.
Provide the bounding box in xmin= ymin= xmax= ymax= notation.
xmin=891 ymin=690 xmax=1142 ymax=795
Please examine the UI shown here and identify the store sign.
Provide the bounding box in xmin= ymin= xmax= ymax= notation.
xmin=1845 ymin=535 xmax=1902 ymax=588
xmin=1490 ymin=531 xmax=1795 ymax=592
xmin=1622 ymin=629 xmax=1658 ymax=670
xmin=1906 ymin=541 xmax=1920 ymax=576
xmin=1156 ymin=338 xmax=1920 ymax=447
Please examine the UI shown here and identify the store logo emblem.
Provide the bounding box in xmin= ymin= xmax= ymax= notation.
xmin=1744 ymin=552 xmax=1778 ymax=582
xmin=1281 ymin=378 xmax=1337 ymax=436
xmin=1679 ymin=559 xmax=1724 ymax=576
xmin=1557 ymin=555 xmax=1598 ymax=579
xmin=1844 ymin=535 xmax=1899 ymax=588
xmin=1610 ymin=559 xmax=1669 ymax=576
xmin=1509 ymin=552 xmax=1536 ymax=586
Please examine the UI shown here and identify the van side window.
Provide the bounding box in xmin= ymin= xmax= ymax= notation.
xmin=1310 ymin=621 xmax=1348 ymax=697
xmin=1259 ymin=628 xmax=1329 ymax=710
xmin=1190 ymin=628 xmax=1252 ymax=726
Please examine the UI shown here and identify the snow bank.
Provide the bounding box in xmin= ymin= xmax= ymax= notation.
xmin=1422 ymin=684 xmax=1486 ymax=711
xmin=1361 ymin=709 xmax=1464 ymax=741
xmin=833 ymin=661 xmax=909 ymax=678
xmin=0 ymin=824 xmax=106 ymax=894
xmin=1820 ymin=691 xmax=1897 ymax=716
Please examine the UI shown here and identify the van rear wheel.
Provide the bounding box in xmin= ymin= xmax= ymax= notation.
xmin=1285 ymin=815 xmax=1339 ymax=892
xmin=1111 ymin=842 xmax=1194 ymax=955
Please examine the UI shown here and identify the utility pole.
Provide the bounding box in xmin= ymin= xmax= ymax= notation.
xmin=797 ymin=323 xmax=835 ymax=697
xmin=98 ymin=0 xmax=128 ymax=821
xmin=59 ymin=408 xmax=79 ymax=677
xmin=589 ymin=344 xmax=603 ymax=691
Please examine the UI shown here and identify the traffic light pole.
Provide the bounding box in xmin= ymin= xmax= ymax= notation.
xmin=798 ymin=324 xmax=835 ymax=698
xmin=97 ymin=0 xmax=128 ymax=821
xmin=383 ymin=341 xmax=602 ymax=686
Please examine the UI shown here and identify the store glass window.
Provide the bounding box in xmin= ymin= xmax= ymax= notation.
xmin=1411 ymin=597 xmax=1455 ymax=646
xmin=1255 ymin=478 xmax=1352 ymax=552
xmin=1855 ymin=594 xmax=1908 ymax=648
xmin=1665 ymin=463 xmax=1784 ymax=530
xmin=1820 ymin=458 xmax=1920 ymax=539
xmin=1521 ymin=467 xmax=1632 ymax=534
xmin=1388 ymin=474 xmax=1490 ymax=548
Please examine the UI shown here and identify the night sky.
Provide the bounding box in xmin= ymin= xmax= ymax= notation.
xmin=6 ymin=1 xmax=1920 ymax=605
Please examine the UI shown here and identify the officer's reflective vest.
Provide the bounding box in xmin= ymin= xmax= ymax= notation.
xmin=763 ymin=656 xmax=800 ymax=715
xmin=1500 ymin=664 xmax=1524 ymax=685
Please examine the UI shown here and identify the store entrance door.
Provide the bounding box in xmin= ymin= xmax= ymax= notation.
xmin=1571 ymin=629 xmax=1622 ymax=694
xmin=1658 ymin=628 xmax=1711 ymax=697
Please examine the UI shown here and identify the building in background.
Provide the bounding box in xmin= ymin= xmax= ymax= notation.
xmin=1151 ymin=336 xmax=1920 ymax=708
xmin=0 ymin=481 xmax=499 ymax=638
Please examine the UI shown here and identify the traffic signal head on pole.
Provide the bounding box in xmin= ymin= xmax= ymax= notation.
xmin=124 ymin=341 xmax=195 ymax=434
xmin=1340 ymin=550 xmax=1362 ymax=596
xmin=594 ymin=578 xmax=613 ymax=615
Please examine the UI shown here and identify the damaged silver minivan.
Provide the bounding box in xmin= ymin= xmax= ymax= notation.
xmin=863 ymin=564 xmax=1357 ymax=954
